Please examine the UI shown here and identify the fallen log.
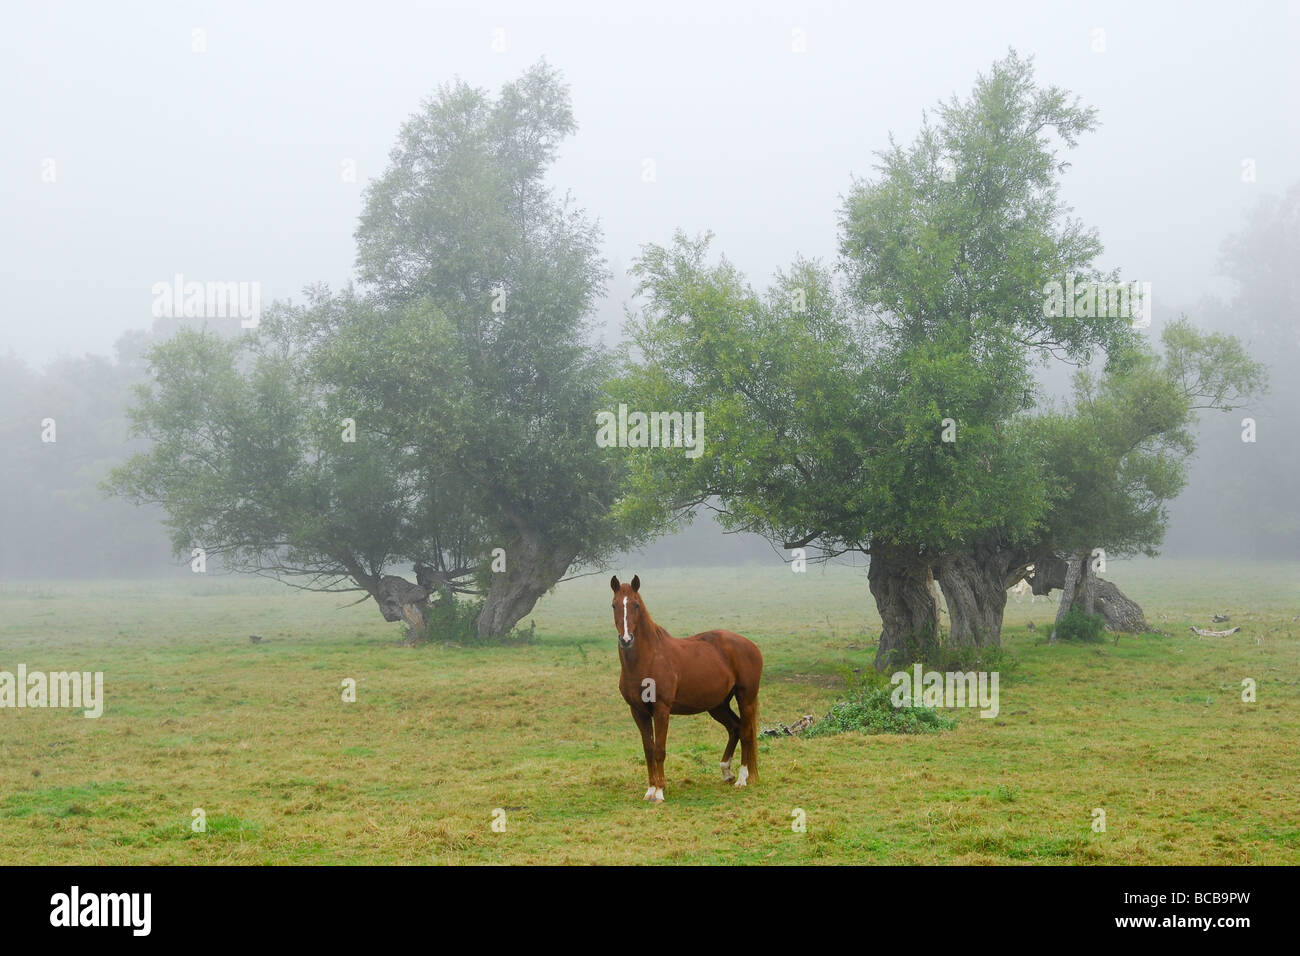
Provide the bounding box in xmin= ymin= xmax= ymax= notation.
xmin=1190 ymin=625 xmax=1241 ymax=637
xmin=761 ymin=714 xmax=817 ymax=737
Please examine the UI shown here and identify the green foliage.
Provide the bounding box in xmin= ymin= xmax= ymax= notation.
xmin=422 ymin=588 xmax=478 ymax=644
xmin=1027 ymin=319 xmax=1266 ymax=560
xmin=840 ymin=48 xmax=1132 ymax=363
xmin=107 ymin=62 xmax=648 ymax=636
xmin=356 ymin=60 xmax=579 ymax=305
xmin=105 ymin=319 xmax=475 ymax=589
xmin=622 ymin=231 xmax=1048 ymax=560
xmin=350 ymin=59 xmax=646 ymax=573
xmin=807 ymin=684 xmax=958 ymax=736
xmin=621 ymin=51 xmax=1128 ymax=571
xmin=806 ymin=668 xmax=958 ymax=736
xmin=422 ymin=589 xmax=536 ymax=646
xmin=619 ymin=238 xmax=869 ymax=547
xmin=418 ymin=590 xmax=481 ymax=645
xmin=995 ymin=784 xmax=1021 ymax=803
xmin=1055 ymin=607 xmax=1106 ymax=643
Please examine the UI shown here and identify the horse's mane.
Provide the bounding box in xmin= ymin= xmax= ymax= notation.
xmin=635 ymin=596 xmax=670 ymax=642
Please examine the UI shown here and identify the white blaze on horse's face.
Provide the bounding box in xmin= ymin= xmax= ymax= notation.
xmin=620 ymin=595 xmax=633 ymax=646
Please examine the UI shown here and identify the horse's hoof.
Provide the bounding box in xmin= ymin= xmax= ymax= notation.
xmin=643 ymin=786 xmax=657 ymax=800
xmin=650 ymin=787 xmax=665 ymax=803
xmin=720 ymin=761 xmax=736 ymax=783
xmin=733 ymin=766 xmax=750 ymax=788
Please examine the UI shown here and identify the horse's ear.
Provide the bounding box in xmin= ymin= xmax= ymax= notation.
xmin=610 ymin=575 xmax=620 ymax=592
xmin=631 ymin=574 xmax=640 ymax=592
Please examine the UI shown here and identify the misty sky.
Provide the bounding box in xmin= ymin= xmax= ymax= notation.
xmin=2 ymin=0 xmax=1297 ymax=366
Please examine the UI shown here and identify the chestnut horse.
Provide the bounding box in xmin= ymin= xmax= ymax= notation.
xmin=611 ymin=574 xmax=763 ymax=802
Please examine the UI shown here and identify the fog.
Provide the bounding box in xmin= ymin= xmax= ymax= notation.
xmin=2 ymin=0 xmax=1296 ymax=578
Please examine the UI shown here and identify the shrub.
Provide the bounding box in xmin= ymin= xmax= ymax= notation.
xmin=418 ymin=590 xmax=537 ymax=646
xmin=806 ymin=668 xmax=958 ymax=737
xmin=1054 ymin=606 xmax=1107 ymax=643
xmin=417 ymin=590 xmax=481 ymax=644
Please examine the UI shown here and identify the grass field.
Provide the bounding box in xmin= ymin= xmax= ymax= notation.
xmin=1 ymin=559 xmax=1297 ymax=864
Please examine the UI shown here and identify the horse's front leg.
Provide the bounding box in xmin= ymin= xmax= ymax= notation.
xmin=629 ymin=705 xmax=659 ymax=801
xmin=650 ymin=702 xmax=670 ymax=802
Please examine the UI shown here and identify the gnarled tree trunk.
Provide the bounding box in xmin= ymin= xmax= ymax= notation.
xmin=345 ymin=565 xmax=431 ymax=643
xmin=934 ymin=537 xmax=1024 ymax=648
xmin=1093 ymin=578 xmax=1149 ymax=632
xmin=1080 ymin=557 xmax=1098 ymax=615
xmin=869 ymin=547 xmax=940 ymax=670
xmin=476 ymin=524 xmax=577 ymax=641
xmin=1034 ymin=549 xmax=1149 ymax=637
xmin=1049 ymin=549 xmax=1086 ymax=643
xmin=1027 ymin=553 xmax=1066 ymax=598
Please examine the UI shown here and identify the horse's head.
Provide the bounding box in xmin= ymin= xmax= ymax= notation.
xmin=610 ymin=574 xmax=645 ymax=647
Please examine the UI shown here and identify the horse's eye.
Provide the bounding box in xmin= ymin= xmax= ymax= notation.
xmin=611 ymin=603 xmax=617 ymax=609
xmin=633 ymin=602 xmax=640 ymax=609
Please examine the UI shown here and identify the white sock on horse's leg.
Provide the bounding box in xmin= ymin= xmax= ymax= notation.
xmin=652 ymin=787 xmax=664 ymax=802
xmin=734 ymin=765 xmax=749 ymax=788
xmin=721 ymin=760 xmax=735 ymax=781
xmin=644 ymin=786 xmax=657 ymax=800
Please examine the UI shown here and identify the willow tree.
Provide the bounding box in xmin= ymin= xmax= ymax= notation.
xmin=618 ymin=236 xmax=872 ymax=561
xmin=1019 ymin=319 xmax=1266 ymax=638
xmin=623 ymin=52 xmax=1134 ymax=667
xmin=835 ymin=50 xmax=1139 ymax=659
xmin=110 ymin=62 xmax=642 ymax=640
xmin=351 ymin=59 xmax=640 ymax=637
xmin=623 ymin=233 xmax=1050 ymax=668
xmin=105 ymin=315 xmax=484 ymax=635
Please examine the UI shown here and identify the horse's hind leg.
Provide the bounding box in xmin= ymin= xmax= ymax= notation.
xmin=735 ymin=688 xmax=759 ymax=787
xmin=708 ymin=701 xmax=741 ymax=783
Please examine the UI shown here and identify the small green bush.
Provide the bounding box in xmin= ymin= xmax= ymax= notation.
xmin=806 ymin=669 xmax=957 ymax=737
xmin=1054 ymin=606 xmax=1107 ymax=643
xmin=420 ymin=591 xmax=482 ymax=644
xmin=418 ymin=589 xmax=537 ymax=646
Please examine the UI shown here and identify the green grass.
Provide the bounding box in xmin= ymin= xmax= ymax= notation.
xmin=0 ymin=558 xmax=1296 ymax=864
